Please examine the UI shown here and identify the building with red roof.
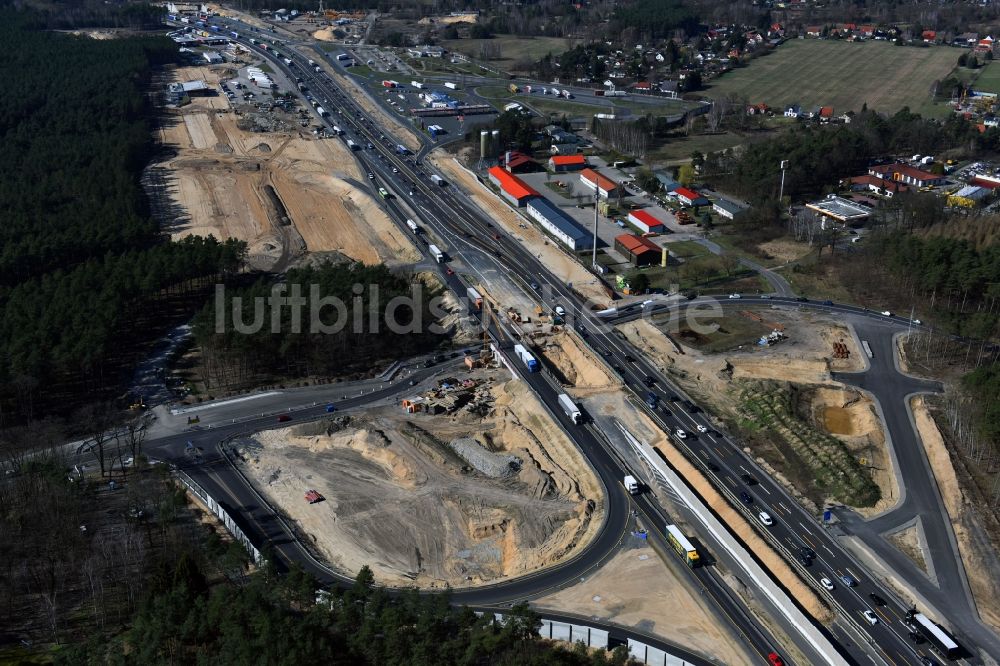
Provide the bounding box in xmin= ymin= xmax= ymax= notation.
xmin=488 ymin=166 xmax=539 ymax=207
xmin=672 ymin=187 xmax=710 ymax=207
xmin=627 ymin=209 xmax=666 ymax=233
xmin=548 ymin=154 xmax=588 ymax=172
xmin=615 ymin=234 xmax=663 ymax=267
xmin=845 ymin=174 xmax=909 ymax=197
xmin=502 ymin=150 xmax=536 ymax=173
xmin=579 ymin=168 xmax=620 ymax=198
xmin=868 ymin=163 xmax=945 ymax=187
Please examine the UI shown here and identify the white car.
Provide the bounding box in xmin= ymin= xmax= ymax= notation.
xmin=728 ymin=293 xmax=741 ymax=299
xmin=555 ymin=306 xmax=566 ymax=317
xmin=696 ymin=424 xmax=708 ymax=433
xmin=368 ymin=173 xmax=374 ymax=179
xmin=862 ymin=610 xmax=879 ymax=626
xmin=880 ymin=310 xmax=892 ymax=316
xmin=758 ymin=511 xmax=774 ymax=526
xmin=820 ymin=577 xmax=835 ymax=591
xmin=912 ymin=319 xmax=922 ymax=325
xmin=674 ymin=429 xmax=687 ymax=440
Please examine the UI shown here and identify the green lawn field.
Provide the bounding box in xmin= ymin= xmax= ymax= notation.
xmin=706 ymin=40 xmax=960 ymax=117
xmin=442 ymin=35 xmax=577 ymax=68
xmin=971 ymin=61 xmax=1000 ymax=94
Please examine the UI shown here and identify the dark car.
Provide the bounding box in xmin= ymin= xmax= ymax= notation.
xmin=799 ymin=546 xmax=816 ymax=561
xmin=277 ymin=414 xmax=292 ymax=423
xmin=823 ymin=300 xmax=833 ymax=306
xmin=643 ymin=375 xmax=656 ymax=387
xmin=684 ymin=401 xmax=701 ymax=413
xmin=706 ymin=462 xmax=720 ymax=472
xmin=623 ymin=354 xmax=637 ymax=363
xmin=668 ymin=394 xmax=680 ymax=402
xmin=868 ymin=593 xmax=887 ymax=607
xmin=798 ymin=553 xmax=813 ymax=566
xmin=796 ymin=296 xmax=808 ymax=302
xmin=908 ymin=631 xmax=925 ymax=644
xmin=740 ymin=473 xmax=757 ymax=485
xmin=739 ymin=491 xmax=753 ymax=505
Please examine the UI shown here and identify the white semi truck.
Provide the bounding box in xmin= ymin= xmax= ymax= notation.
xmin=557 ymin=393 xmax=582 ymax=424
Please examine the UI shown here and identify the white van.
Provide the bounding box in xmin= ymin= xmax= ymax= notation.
xmin=758 ymin=511 xmax=774 ymax=526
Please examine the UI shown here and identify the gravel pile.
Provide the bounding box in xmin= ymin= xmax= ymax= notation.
xmin=449 ymin=437 xmax=521 ymax=478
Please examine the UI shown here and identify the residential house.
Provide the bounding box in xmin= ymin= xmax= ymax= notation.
xmin=922 ymin=30 xmax=937 ymax=43
xmin=747 ymin=103 xmax=769 ymax=115
xmin=502 ymin=151 xmax=537 ymax=173
xmin=806 ymin=26 xmax=822 ymax=37
xmin=633 ymin=81 xmax=652 ymax=93
xmin=784 ymin=104 xmax=802 ymax=118
xmin=819 ymin=106 xmax=835 ymax=120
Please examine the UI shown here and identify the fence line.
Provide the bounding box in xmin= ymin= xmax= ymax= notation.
xmin=174 ymin=469 xmax=263 ymax=565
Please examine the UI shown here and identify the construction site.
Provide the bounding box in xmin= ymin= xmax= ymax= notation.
xmin=148 ymin=60 xmax=420 ymax=272
xmin=617 ymin=307 xmax=897 ymax=513
xmin=231 ymin=362 xmax=604 ymax=589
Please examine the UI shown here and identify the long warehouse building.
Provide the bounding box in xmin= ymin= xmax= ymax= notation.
xmin=526 ymin=197 xmax=593 ymax=251
xmin=488 ymin=166 xmax=539 ymax=207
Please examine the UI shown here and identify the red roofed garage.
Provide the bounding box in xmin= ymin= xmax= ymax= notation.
xmin=615 ymin=233 xmax=663 ymax=267
xmin=628 ymin=209 xmax=666 ymax=233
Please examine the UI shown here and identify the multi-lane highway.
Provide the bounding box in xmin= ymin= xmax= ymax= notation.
xmin=162 ymin=18 xmax=997 ymax=665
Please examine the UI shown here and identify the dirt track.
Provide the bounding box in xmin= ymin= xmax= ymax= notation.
xmin=153 ymin=65 xmax=419 ymax=270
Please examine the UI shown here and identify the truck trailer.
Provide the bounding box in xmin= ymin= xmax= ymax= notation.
xmin=557 ymin=394 xmax=582 ymax=424
xmin=428 ymin=244 xmax=445 ymax=263
xmin=405 ymin=219 xmax=420 ymax=233
xmin=345 ymin=139 xmax=358 ymax=150
xmin=411 ymin=81 xmax=425 ymax=89
xmin=466 ymin=287 xmax=483 ymax=310
xmin=513 ymin=344 xmax=540 ymax=373
xmin=623 ymin=475 xmax=639 ymax=494
xmin=443 ymin=81 xmax=458 ymax=90
xmin=315 ymin=107 xmax=328 ymax=117
xmin=430 ymin=174 xmax=445 ymax=186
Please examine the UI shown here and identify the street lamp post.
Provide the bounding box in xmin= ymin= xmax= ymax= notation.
xmin=779 ymin=159 xmax=789 ymax=203
xmin=592 ymin=186 xmax=599 ymax=268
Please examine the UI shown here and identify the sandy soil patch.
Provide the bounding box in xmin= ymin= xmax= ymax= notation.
xmin=540 ymin=331 xmax=618 ymax=394
xmin=152 ymin=65 xmax=419 ymax=270
xmin=801 ymin=386 xmax=897 ymax=516
xmin=431 ymin=151 xmax=613 ymax=308
xmin=911 ymin=396 xmax=1000 ymax=632
xmin=885 ymin=524 xmax=929 ymax=575
xmin=535 ymin=548 xmax=753 ymax=665
xmin=313 ymin=27 xmax=335 ymax=41
xmin=235 ymin=377 xmax=603 ymax=588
